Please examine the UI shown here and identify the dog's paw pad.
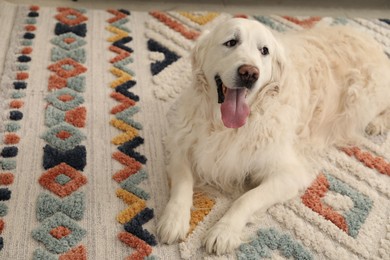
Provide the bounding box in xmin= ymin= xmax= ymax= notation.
xmin=157 ymin=202 xmax=191 ymax=244
xmin=203 ymin=222 xmax=242 ymax=255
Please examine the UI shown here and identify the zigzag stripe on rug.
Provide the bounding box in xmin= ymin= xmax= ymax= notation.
xmin=106 ymin=9 xmax=157 ymax=259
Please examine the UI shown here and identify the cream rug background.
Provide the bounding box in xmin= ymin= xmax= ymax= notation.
xmin=0 ymin=0 xmax=389 ymax=259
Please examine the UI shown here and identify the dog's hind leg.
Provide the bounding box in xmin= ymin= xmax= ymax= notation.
xmin=365 ymin=107 xmax=390 ymax=136
xmin=157 ymin=153 xmax=194 ymax=244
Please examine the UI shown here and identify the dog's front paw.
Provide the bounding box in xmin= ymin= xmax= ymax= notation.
xmin=157 ymin=202 xmax=191 ymax=244
xmin=365 ymin=122 xmax=383 ymax=136
xmin=203 ymin=222 xmax=242 ymax=255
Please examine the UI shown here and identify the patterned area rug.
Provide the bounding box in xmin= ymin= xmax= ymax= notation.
xmin=0 ymin=1 xmax=389 ymax=259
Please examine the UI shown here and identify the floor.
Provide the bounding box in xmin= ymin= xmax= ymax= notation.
xmin=6 ymin=0 xmax=390 ymax=18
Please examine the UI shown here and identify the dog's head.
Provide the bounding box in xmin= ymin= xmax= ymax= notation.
xmin=191 ymin=18 xmax=285 ymax=128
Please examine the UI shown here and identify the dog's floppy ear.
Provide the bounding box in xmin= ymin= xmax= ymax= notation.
xmin=270 ymin=36 xmax=286 ymax=82
xmin=191 ymin=30 xmax=211 ymax=73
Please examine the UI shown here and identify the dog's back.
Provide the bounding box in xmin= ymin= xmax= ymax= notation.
xmin=279 ymin=27 xmax=390 ymax=145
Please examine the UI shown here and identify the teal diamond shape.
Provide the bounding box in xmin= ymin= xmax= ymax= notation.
xmin=61 ymin=64 xmax=75 ymax=71
xmin=32 ymin=212 xmax=86 ymax=254
xmin=67 ymin=14 xmax=77 ymax=20
xmin=46 ymin=88 xmax=84 ymax=111
xmin=55 ymin=174 xmax=72 ymax=185
xmin=51 ymin=32 xmax=86 ymax=51
xmin=41 ymin=122 xmax=86 ymax=151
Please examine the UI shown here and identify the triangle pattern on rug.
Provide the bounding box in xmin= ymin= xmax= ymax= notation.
xmin=147 ymin=38 xmax=180 ymax=76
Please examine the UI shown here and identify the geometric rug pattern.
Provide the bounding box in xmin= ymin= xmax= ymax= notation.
xmin=0 ymin=1 xmax=389 ymax=259
xmin=33 ymin=6 xmax=88 ymax=259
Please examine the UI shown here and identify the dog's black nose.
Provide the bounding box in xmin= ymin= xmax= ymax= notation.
xmin=237 ymin=65 xmax=259 ymax=88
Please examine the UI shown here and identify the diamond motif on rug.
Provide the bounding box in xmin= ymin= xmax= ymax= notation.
xmin=41 ymin=122 xmax=86 ymax=150
xmin=46 ymin=88 xmax=84 ymax=111
xmin=55 ymin=9 xmax=87 ymax=26
xmin=301 ymin=173 xmax=373 ymax=237
xmin=39 ymin=162 xmax=87 ymax=197
xmin=48 ymin=58 xmax=87 ymax=78
xmin=51 ymin=32 xmax=86 ymax=50
xmin=32 ymin=212 xmax=86 ymax=254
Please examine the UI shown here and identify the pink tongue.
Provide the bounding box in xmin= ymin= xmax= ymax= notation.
xmin=220 ymin=88 xmax=250 ymax=128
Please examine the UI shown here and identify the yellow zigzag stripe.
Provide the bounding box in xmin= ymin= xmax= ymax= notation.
xmin=110 ymin=67 xmax=133 ymax=88
xmin=110 ymin=118 xmax=138 ymax=145
xmin=116 ymin=188 xmax=146 ymax=224
xmin=107 ymin=25 xmax=129 ymax=42
xmin=188 ymin=192 xmax=215 ymax=235
xmin=179 ymin=12 xmax=219 ymax=25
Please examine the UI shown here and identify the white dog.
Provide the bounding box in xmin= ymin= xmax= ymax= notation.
xmin=157 ymin=18 xmax=390 ymax=255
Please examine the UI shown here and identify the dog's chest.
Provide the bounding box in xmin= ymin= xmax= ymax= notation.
xmin=190 ymin=127 xmax=260 ymax=187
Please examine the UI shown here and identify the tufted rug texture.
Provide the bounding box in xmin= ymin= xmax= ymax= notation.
xmin=0 ymin=0 xmax=389 ymax=259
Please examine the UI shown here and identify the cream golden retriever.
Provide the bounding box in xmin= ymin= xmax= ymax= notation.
xmin=157 ymin=18 xmax=390 ymax=255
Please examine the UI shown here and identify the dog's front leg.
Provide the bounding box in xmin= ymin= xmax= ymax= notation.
xmin=204 ymin=160 xmax=308 ymax=255
xmin=157 ymin=154 xmax=194 ymax=244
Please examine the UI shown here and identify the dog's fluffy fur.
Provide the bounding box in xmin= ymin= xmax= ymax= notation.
xmin=157 ymin=18 xmax=390 ymax=255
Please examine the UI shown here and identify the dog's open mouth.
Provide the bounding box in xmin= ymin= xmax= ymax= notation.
xmin=215 ymin=75 xmax=250 ymax=129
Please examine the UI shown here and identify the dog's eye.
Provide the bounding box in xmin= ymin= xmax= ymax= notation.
xmin=260 ymin=46 xmax=269 ymax=55
xmin=223 ymin=39 xmax=238 ymax=48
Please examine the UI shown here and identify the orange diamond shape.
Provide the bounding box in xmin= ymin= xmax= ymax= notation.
xmin=56 ymin=9 xmax=88 ymax=26
xmin=39 ymin=162 xmax=87 ymax=197
xmin=48 ymin=58 xmax=87 ymax=79
xmin=50 ymin=226 xmax=72 ymax=239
